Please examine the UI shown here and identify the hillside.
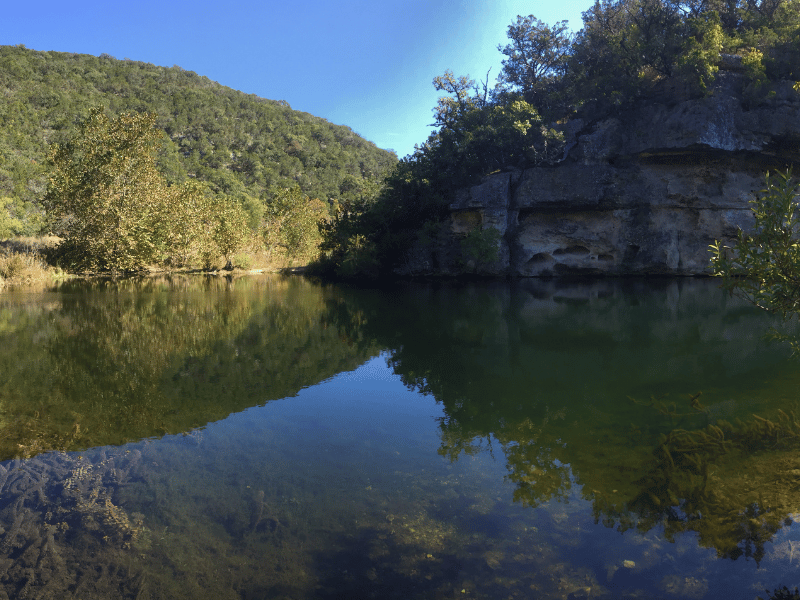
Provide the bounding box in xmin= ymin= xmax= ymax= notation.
xmin=0 ymin=45 xmax=397 ymax=234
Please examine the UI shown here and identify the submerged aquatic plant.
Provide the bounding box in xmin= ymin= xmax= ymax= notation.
xmin=598 ymin=397 xmax=800 ymax=564
xmin=761 ymin=586 xmax=800 ymax=600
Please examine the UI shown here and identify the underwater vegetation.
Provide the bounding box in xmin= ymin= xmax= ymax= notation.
xmin=595 ymin=398 xmax=800 ymax=565
xmin=0 ymin=447 xmax=147 ymax=598
xmin=762 ymin=586 xmax=800 ymax=600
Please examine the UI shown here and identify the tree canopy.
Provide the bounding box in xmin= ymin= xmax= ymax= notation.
xmin=497 ymin=16 xmax=573 ymax=112
xmin=43 ymin=107 xmax=257 ymax=272
xmin=44 ymin=107 xmax=173 ymax=271
xmin=0 ymin=45 xmax=396 ymax=235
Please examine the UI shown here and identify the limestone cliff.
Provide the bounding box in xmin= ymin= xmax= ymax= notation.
xmin=408 ymin=69 xmax=800 ymax=277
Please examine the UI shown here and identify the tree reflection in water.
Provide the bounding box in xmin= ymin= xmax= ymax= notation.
xmin=1 ymin=275 xmax=800 ymax=598
xmin=349 ymin=278 xmax=800 ymax=564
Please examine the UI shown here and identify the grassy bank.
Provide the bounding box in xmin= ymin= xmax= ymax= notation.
xmin=0 ymin=237 xmax=314 ymax=288
xmin=0 ymin=237 xmax=63 ymax=287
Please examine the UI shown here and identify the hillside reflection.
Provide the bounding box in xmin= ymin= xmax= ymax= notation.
xmin=0 ymin=275 xmax=378 ymax=458
xmin=331 ymin=278 xmax=800 ymax=563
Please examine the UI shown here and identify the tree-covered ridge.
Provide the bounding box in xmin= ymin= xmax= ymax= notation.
xmin=0 ymin=44 xmax=397 ymax=235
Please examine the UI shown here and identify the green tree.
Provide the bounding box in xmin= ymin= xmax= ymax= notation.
xmin=210 ymin=197 xmax=251 ymax=269
xmin=496 ymin=15 xmax=574 ymax=113
xmin=43 ymin=107 xmax=171 ymax=271
xmin=161 ymin=180 xmax=215 ymax=267
xmin=460 ymin=226 xmax=502 ymax=273
xmin=431 ymin=70 xmax=564 ymax=176
xmin=568 ymin=0 xmax=689 ymax=110
xmin=0 ymin=197 xmax=26 ymax=238
xmin=262 ymin=186 xmax=327 ymax=264
xmin=710 ymin=171 xmax=800 ymax=316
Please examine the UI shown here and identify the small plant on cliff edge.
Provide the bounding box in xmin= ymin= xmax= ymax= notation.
xmin=710 ymin=170 xmax=800 ymax=316
xmin=460 ymin=226 xmax=501 ymax=274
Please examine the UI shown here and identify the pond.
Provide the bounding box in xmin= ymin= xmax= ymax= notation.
xmin=1 ymin=274 xmax=800 ymax=599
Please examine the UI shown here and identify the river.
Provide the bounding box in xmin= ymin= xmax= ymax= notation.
xmin=0 ymin=274 xmax=798 ymax=599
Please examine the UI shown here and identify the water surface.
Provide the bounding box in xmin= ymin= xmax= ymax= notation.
xmin=1 ymin=275 xmax=799 ymax=599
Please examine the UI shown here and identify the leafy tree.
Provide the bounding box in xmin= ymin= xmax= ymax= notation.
xmin=568 ymin=0 xmax=691 ymax=111
xmin=42 ymin=106 xmax=254 ymax=272
xmin=676 ymin=10 xmax=724 ymax=93
xmin=430 ymin=70 xmax=560 ymax=176
xmin=460 ymin=226 xmax=501 ymax=273
xmin=43 ymin=107 xmax=171 ymax=271
xmin=262 ymin=186 xmax=327 ymax=263
xmin=710 ymin=171 xmax=800 ymax=316
xmin=0 ymin=197 xmax=25 ymax=239
xmin=210 ymin=196 xmax=251 ymax=269
xmin=161 ymin=180 xmax=215 ymax=267
xmin=0 ymin=196 xmax=43 ymax=238
xmin=496 ymin=15 xmax=574 ymax=113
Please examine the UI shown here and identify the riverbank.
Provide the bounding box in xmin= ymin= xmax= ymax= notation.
xmin=0 ymin=237 xmax=64 ymax=287
xmin=0 ymin=237 xmax=312 ymax=289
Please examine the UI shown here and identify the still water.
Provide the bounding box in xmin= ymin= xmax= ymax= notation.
xmin=1 ymin=274 xmax=800 ymax=599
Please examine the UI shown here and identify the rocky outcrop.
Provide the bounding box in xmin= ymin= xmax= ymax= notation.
xmin=410 ymin=71 xmax=800 ymax=277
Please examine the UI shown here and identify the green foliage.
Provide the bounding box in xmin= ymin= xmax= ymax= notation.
xmin=262 ymin=186 xmax=327 ymax=264
xmin=460 ymin=226 xmax=501 ymax=273
xmin=43 ymin=107 xmax=172 ymax=272
xmin=0 ymin=195 xmax=44 ymax=238
xmin=431 ymin=72 xmax=564 ymax=174
xmin=568 ymin=0 xmax=691 ymax=110
xmin=0 ymin=197 xmax=25 ymax=239
xmin=160 ymin=180 xmax=215 ymax=267
xmin=676 ymin=12 xmax=724 ymax=93
xmin=559 ymin=0 xmax=800 ymax=112
xmin=232 ymin=252 xmax=253 ymax=270
xmin=210 ymin=197 xmax=251 ymax=269
xmin=42 ymin=107 xmax=257 ymax=273
xmin=0 ymin=45 xmax=396 ymax=234
xmin=497 ymin=15 xmax=573 ymax=114
xmin=710 ymin=171 xmax=800 ymax=316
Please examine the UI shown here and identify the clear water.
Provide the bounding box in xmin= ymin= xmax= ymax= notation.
xmin=1 ymin=274 xmax=800 ymax=599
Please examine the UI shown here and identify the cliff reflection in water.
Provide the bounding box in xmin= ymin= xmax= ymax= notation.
xmin=0 ymin=275 xmax=379 ymax=459
xmin=331 ymin=277 xmax=800 ymax=563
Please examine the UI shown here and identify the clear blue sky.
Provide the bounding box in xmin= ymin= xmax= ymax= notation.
xmin=4 ymin=0 xmax=592 ymax=159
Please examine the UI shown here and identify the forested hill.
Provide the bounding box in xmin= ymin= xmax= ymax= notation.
xmin=0 ymin=44 xmax=397 ymax=232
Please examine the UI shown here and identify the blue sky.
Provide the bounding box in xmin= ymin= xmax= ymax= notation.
xmin=4 ymin=0 xmax=592 ymax=159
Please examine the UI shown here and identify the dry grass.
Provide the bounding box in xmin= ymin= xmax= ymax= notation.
xmin=226 ymin=239 xmax=318 ymax=273
xmin=0 ymin=237 xmax=63 ymax=287
xmin=0 ymin=236 xmax=317 ymax=284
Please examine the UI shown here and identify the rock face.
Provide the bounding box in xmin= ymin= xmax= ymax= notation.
xmin=415 ymin=72 xmax=800 ymax=277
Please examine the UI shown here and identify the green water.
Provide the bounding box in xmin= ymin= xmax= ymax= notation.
xmin=1 ymin=274 xmax=800 ymax=599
